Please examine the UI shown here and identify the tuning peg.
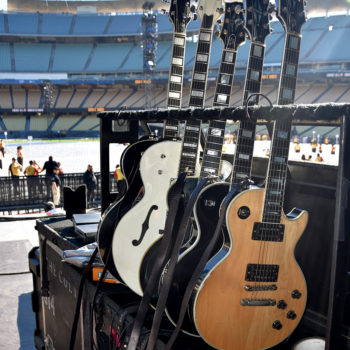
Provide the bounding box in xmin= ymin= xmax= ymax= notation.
xmin=193 ymin=13 xmax=198 ymax=21
xmin=218 ymin=7 xmax=224 ymax=15
xmin=190 ymin=4 xmax=196 ymax=13
xmin=214 ymin=30 xmax=220 ymax=37
xmin=217 ymin=19 xmax=222 ymax=25
xmin=161 ymin=9 xmax=168 ymax=15
xmin=161 ymin=0 xmax=170 ymax=3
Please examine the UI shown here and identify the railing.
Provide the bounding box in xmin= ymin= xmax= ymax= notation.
xmin=0 ymin=172 xmax=118 ymax=212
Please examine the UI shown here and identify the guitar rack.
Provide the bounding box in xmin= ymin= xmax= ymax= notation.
xmin=98 ymin=102 xmax=350 ymax=350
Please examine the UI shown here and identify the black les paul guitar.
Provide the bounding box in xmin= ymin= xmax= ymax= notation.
xmin=97 ymin=0 xmax=191 ymax=280
xmin=164 ymin=1 xmax=248 ymax=336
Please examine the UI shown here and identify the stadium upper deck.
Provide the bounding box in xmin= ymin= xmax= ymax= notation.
xmin=0 ymin=12 xmax=349 ymax=84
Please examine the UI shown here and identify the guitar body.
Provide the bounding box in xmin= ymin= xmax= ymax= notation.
xmin=97 ymin=138 xmax=157 ymax=279
xmin=194 ymin=188 xmax=308 ymax=350
xmin=112 ymin=140 xmax=182 ymax=296
xmin=165 ymin=181 xmax=230 ymax=335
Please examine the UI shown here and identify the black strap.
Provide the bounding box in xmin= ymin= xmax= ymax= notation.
xmin=165 ymin=183 xmax=245 ymax=350
xmin=126 ymin=172 xmax=187 ymax=350
xmin=69 ymin=247 xmax=99 ymax=350
xmin=146 ymin=178 xmax=208 ymax=350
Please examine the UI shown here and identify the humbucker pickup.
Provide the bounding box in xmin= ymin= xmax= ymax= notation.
xmin=245 ymin=263 xmax=279 ymax=282
xmin=252 ymin=222 xmax=285 ymax=242
xmin=240 ymin=299 xmax=276 ymax=307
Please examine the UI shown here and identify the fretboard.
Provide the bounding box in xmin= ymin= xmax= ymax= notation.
xmin=262 ymin=33 xmax=302 ymax=223
xmin=179 ymin=15 xmax=215 ymax=176
xmin=164 ymin=32 xmax=186 ymax=138
xmin=200 ymin=47 xmax=238 ymax=180
xmin=230 ymin=42 xmax=266 ymax=187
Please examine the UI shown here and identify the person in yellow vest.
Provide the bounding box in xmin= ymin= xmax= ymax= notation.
xmin=24 ymin=160 xmax=37 ymax=198
xmin=311 ymin=142 xmax=317 ymax=153
xmin=8 ymin=157 xmax=22 ymax=196
xmin=114 ymin=164 xmax=126 ymax=195
xmin=331 ymin=144 xmax=336 ymax=155
xmin=295 ymin=143 xmax=301 ymax=153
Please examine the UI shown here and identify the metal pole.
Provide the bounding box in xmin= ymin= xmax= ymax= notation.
xmin=326 ymin=114 xmax=350 ymax=349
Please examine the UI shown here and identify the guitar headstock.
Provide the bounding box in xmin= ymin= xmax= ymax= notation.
xmin=276 ymin=0 xmax=307 ymax=34
xmin=196 ymin=0 xmax=224 ymax=29
xmin=168 ymin=0 xmax=192 ymax=33
xmin=219 ymin=1 xmax=245 ymax=50
xmin=245 ymin=0 xmax=271 ymax=43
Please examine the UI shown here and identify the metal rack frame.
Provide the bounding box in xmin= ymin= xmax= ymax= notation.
xmin=98 ymin=103 xmax=350 ymax=349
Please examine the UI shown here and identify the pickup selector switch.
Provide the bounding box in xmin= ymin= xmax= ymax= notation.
xmin=287 ymin=310 xmax=297 ymax=320
xmin=292 ymin=289 xmax=302 ymax=299
xmin=272 ymin=320 xmax=282 ymax=330
xmin=277 ymin=300 xmax=287 ymax=309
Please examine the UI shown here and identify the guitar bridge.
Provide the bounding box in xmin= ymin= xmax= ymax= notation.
xmin=244 ymin=284 xmax=277 ymax=291
xmin=241 ymin=299 xmax=276 ymax=307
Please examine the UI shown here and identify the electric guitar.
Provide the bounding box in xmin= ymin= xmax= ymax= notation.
xmin=97 ymin=0 xmax=191 ymax=279
xmin=193 ymin=1 xmax=308 ymax=349
xmin=163 ymin=1 xmax=246 ymax=336
xmin=111 ymin=0 xmax=224 ymax=296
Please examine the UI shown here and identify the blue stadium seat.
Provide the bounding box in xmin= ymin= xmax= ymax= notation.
xmin=299 ymin=29 xmax=325 ymax=61
xmin=87 ymin=43 xmax=134 ymax=71
xmin=7 ymin=12 xmax=38 ymax=34
xmin=304 ymin=28 xmax=350 ymax=63
xmin=157 ymin=14 xmax=173 ymax=34
xmin=0 ymin=13 xmax=5 ymax=33
xmin=0 ymin=43 xmax=12 ymax=72
xmin=119 ymin=45 xmax=143 ymax=71
xmin=14 ymin=43 xmax=51 ymax=72
xmin=52 ymin=44 xmax=93 ymax=72
xmin=264 ymin=32 xmax=285 ymax=65
xmin=41 ymin=13 xmax=73 ymax=35
xmin=73 ymin=14 xmax=109 ymax=35
xmin=155 ymin=41 xmax=172 ymax=70
xmin=107 ymin=15 xmax=143 ymax=35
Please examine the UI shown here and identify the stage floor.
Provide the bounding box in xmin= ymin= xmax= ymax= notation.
xmin=0 ymin=220 xmax=38 ymax=350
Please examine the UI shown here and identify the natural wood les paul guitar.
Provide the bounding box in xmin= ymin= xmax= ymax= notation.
xmin=193 ymin=1 xmax=308 ymax=349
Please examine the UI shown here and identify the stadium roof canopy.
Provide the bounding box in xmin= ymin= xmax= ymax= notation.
xmin=6 ymin=0 xmax=350 ymax=15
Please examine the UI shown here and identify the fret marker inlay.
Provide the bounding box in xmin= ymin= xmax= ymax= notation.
xmin=194 ymin=73 xmax=206 ymax=81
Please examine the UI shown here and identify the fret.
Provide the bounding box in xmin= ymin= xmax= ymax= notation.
xmin=243 ymin=43 xmax=265 ymax=103
xmin=164 ymin=32 xmax=186 ymax=138
xmin=169 ymin=82 xmax=182 ymax=92
xmin=277 ymin=33 xmax=302 ymax=105
xmin=171 ymin=65 xmax=183 ymax=76
xmin=181 ymin=4 xmax=221 ymax=178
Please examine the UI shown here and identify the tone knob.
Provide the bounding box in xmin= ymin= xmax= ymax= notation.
xmin=277 ymin=300 xmax=287 ymax=309
xmin=292 ymin=290 xmax=302 ymax=299
xmin=272 ymin=320 xmax=282 ymax=330
xmin=287 ymin=310 xmax=297 ymax=320
xmin=238 ymin=206 xmax=250 ymax=219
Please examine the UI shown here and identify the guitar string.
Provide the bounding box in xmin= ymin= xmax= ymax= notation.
xmin=262 ymin=33 xmax=300 ymax=299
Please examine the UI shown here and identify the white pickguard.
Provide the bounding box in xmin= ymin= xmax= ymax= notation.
xmin=112 ymin=140 xmax=182 ymax=296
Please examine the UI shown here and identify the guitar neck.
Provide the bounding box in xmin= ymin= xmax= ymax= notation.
xmin=230 ymin=42 xmax=266 ymax=186
xmin=179 ymin=17 xmax=215 ymax=175
xmin=164 ymin=32 xmax=187 ymax=138
xmin=262 ymin=33 xmax=302 ymax=223
xmin=200 ymin=48 xmax=238 ymax=180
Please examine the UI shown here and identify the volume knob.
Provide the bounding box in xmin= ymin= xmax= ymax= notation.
xmin=272 ymin=320 xmax=282 ymax=330
xmin=277 ymin=300 xmax=287 ymax=309
xmin=292 ymin=290 xmax=302 ymax=299
xmin=287 ymin=310 xmax=297 ymax=320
